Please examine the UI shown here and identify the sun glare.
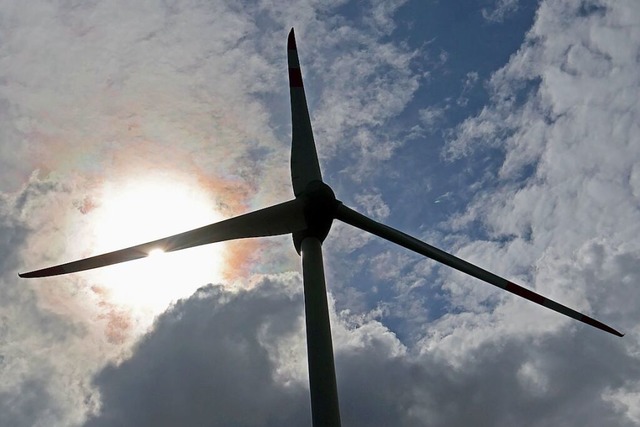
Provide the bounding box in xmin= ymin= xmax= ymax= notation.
xmin=148 ymin=248 xmax=165 ymax=257
xmin=84 ymin=174 xmax=226 ymax=316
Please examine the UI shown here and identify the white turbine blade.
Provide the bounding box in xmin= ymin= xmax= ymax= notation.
xmin=20 ymin=199 xmax=307 ymax=278
xmin=335 ymin=204 xmax=623 ymax=337
xmin=288 ymin=28 xmax=322 ymax=196
xmin=300 ymin=237 xmax=342 ymax=426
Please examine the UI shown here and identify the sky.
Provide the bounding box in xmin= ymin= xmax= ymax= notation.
xmin=1 ymin=0 xmax=639 ymax=425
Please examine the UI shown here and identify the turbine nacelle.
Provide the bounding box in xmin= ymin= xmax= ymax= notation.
xmin=293 ymin=180 xmax=340 ymax=253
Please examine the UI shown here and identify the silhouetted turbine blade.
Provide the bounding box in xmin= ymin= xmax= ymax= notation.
xmin=288 ymin=28 xmax=322 ymax=196
xmin=19 ymin=199 xmax=307 ymax=278
xmin=335 ymin=204 xmax=624 ymax=337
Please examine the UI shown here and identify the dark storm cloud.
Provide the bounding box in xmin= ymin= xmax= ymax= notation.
xmin=84 ymin=274 xmax=637 ymax=427
xmin=84 ymin=278 xmax=310 ymax=427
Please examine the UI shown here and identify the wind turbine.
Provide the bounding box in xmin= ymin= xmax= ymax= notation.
xmin=20 ymin=29 xmax=623 ymax=427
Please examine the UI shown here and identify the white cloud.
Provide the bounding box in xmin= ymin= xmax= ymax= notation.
xmin=456 ymin=71 xmax=480 ymax=107
xmin=418 ymin=105 xmax=446 ymax=131
xmin=0 ymin=176 xmax=105 ymax=427
xmin=354 ymin=190 xmax=390 ymax=220
xmin=482 ymin=0 xmax=520 ymax=23
xmin=604 ymin=381 xmax=640 ymax=425
xmin=440 ymin=0 xmax=640 ymax=409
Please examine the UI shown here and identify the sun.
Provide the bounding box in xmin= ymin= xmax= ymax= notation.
xmin=83 ymin=173 xmax=226 ymax=316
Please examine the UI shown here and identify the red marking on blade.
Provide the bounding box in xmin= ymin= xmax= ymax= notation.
xmin=506 ymin=281 xmax=546 ymax=305
xmin=288 ymin=29 xmax=297 ymax=50
xmin=289 ymin=67 xmax=303 ymax=87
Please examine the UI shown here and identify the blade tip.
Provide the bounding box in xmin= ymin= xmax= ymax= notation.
xmin=602 ymin=324 xmax=625 ymax=337
xmin=18 ymin=271 xmax=38 ymax=278
xmin=581 ymin=314 xmax=624 ymax=337
xmin=288 ymin=28 xmax=297 ymax=50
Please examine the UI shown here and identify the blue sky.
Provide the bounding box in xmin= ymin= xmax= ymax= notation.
xmin=1 ymin=0 xmax=639 ymax=426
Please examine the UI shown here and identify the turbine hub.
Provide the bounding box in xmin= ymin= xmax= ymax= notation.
xmin=293 ymin=180 xmax=340 ymax=253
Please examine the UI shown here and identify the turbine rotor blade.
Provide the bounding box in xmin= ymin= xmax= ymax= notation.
xmin=288 ymin=28 xmax=322 ymax=195
xmin=20 ymin=199 xmax=307 ymax=278
xmin=335 ymin=204 xmax=623 ymax=337
xmin=300 ymin=237 xmax=342 ymax=426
